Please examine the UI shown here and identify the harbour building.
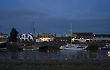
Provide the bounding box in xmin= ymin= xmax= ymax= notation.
xmin=0 ymin=33 xmax=8 ymax=43
xmin=38 ymin=33 xmax=56 ymax=42
xmin=72 ymin=32 xmax=93 ymax=42
xmin=20 ymin=33 xmax=34 ymax=42
xmin=0 ymin=33 xmax=8 ymax=48
xmin=93 ymin=34 xmax=110 ymax=42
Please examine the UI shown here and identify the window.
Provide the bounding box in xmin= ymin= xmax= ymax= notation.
xmin=108 ymin=35 xmax=110 ymax=37
xmin=25 ymin=39 xmax=28 ymax=41
xmin=25 ymin=34 xmax=28 ymax=37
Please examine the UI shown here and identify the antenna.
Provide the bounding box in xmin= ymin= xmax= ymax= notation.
xmin=33 ymin=22 xmax=36 ymax=34
xmin=70 ymin=23 xmax=72 ymax=45
xmin=32 ymin=22 xmax=37 ymax=43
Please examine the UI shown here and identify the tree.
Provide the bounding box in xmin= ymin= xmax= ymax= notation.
xmin=9 ymin=28 xmax=19 ymax=42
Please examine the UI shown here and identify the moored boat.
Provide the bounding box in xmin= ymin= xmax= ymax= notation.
xmin=22 ymin=44 xmax=39 ymax=51
xmin=99 ymin=44 xmax=110 ymax=50
xmin=60 ymin=43 xmax=88 ymax=50
xmin=0 ymin=41 xmax=7 ymax=50
xmin=60 ymin=24 xmax=88 ymax=50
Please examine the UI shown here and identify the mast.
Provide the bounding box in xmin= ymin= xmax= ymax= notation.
xmin=33 ymin=22 xmax=36 ymax=34
xmin=70 ymin=24 xmax=72 ymax=45
xmin=33 ymin=22 xmax=36 ymax=43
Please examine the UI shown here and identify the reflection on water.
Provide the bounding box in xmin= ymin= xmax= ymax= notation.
xmin=108 ymin=51 xmax=110 ymax=56
xmin=0 ymin=50 xmax=110 ymax=60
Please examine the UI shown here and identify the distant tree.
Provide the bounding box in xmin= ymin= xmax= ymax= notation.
xmin=9 ymin=28 xmax=19 ymax=42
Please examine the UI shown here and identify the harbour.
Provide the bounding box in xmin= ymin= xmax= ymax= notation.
xmin=0 ymin=0 xmax=110 ymax=70
xmin=1 ymin=31 xmax=110 ymax=61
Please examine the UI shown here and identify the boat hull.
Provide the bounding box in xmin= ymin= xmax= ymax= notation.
xmin=0 ymin=42 xmax=7 ymax=50
xmin=101 ymin=47 xmax=110 ymax=50
xmin=60 ymin=44 xmax=88 ymax=50
xmin=64 ymin=47 xmax=84 ymax=50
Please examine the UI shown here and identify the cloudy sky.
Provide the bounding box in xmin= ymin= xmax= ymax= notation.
xmin=0 ymin=0 xmax=110 ymax=34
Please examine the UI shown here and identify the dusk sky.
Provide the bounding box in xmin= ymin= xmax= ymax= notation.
xmin=0 ymin=0 xmax=110 ymax=34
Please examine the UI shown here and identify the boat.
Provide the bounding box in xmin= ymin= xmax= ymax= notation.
xmin=99 ymin=44 xmax=110 ymax=50
xmin=60 ymin=24 xmax=88 ymax=50
xmin=0 ymin=33 xmax=8 ymax=50
xmin=100 ymin=47 xmax=110 ymax=50
xmin=60 ymin=43 xmax=88 ymax=50
xmin=0 ymin=41 xmax=7 ymax=50
xmin=23 ymin=46 xmax=39 ymax=51
xmin=22 ymin=44 xmax=39 ymax=51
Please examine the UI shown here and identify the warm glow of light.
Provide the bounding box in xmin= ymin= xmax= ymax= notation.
xmin=86 ymin=39 xmax=90 ymax=40
xmin=52 ymin=50 xmax=55 ymax=52
xmin=108 ymin=51 xmax=110 ymax=56
xmin=72 ymin=38 xmax=75 ymax=40
xmin=40 ymin=37 xmax=53 ymax=42
xmin=47 ymin=50 xmax=50 ymax=53
xmin=65 ymin=58 xmax=68 ymax=61
xmin=80 ymin=38 xmax=84 ymax=39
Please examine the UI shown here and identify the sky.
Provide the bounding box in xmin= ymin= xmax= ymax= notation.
xmin=0 ymin=0 xmax=110 ymax=34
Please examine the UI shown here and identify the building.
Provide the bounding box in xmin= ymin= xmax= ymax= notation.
xmin=93 ymin=34 xmax=110 ymax=42
xmin=0 ymin=33 xmax=8 ymax=43
xmin=0 ymin=33 xmax=8 ymax=38
xmin=0 ymin=33 xmax=8 ymax=48
xmin=38 ymin=33 xmax=56 ymax=42
xmin=54 ymin=37 xmax=68 ymax=42
xmin=72 ymin=32 xmax=93 ymax=42
xmin=35 ymin=38 xmax=41 ymax=42
xmin=20 ymin=33 xmax=34 ymax=42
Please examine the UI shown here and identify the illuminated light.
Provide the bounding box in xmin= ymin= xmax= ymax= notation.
xmin=47 ymin=50 xmax=50 ymax=53
xmin=40 ymin=37 xmax=53 ymax=42
xmin=106 ymin=45 xmax=108 ymax=46
xmin=72 ymin=38 xmax=75 ymax=40
xmin=108 ymin=51 xmax=110 ymax=56
xmin=65 ymin=58 xmax=68 ymax=61
xmin=52 ymin=50 xmax=55 ymax=52
xmin=86 ymin=39 xmax=90 ymax=40
xmin=80 ymin=38 xmax=84 ymax=39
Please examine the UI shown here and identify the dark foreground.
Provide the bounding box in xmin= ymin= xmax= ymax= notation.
xmin=0 ymin=60 xmax=110 ymax=70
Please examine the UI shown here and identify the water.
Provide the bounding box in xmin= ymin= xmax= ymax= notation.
xmin=0 ymin=50 xmax=110 ymax=60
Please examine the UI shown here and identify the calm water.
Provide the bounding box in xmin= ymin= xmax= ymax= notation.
xmin=0 ymin=50 xmax=110 ymax=60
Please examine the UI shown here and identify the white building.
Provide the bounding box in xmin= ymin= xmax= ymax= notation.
xmin=20 ymin=33 xmax=34 ymax=42
xmin=38 ymin=33 xmax=56 ymax=42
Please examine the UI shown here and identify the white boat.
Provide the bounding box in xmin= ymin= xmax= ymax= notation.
xmin=60 ymin=43 xmax=88 ymax=50
xmin=60 ymin=24 xmax=88 ymax=50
